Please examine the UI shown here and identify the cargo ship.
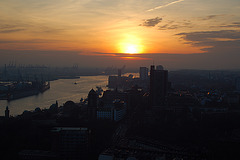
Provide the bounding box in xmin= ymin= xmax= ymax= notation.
xmin=7 ymin=89 xmax=39 ymax=100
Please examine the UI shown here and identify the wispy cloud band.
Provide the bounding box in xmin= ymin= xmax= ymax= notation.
xmin=147 ymin=0 xmax=184 ymax=12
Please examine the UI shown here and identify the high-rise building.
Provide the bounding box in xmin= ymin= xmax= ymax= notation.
xmin=150 ymin=65 xmax=168 ymax=106
xmin=5 ymin=106 xmax=9 ymax=119
xmin=96 ymin=100 xmax=126 ymax=122
xmin=156 ymin=65 xmax=164 ymax=70
xmin=139 ymin=67 xmax=148 ymax=80
xmin=88 ymin=89 xmax=98 ymax=121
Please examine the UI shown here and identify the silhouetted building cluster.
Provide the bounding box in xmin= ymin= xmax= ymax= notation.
xmin=3 ymin=65 xmax=240 ymax=160
xmin=97 ymin=100 xmax=126 ymax=121
xmin=108 ymin=68 xmax=149 ymax=91
xmin=88 ymin=88 xmax=127 ymax=122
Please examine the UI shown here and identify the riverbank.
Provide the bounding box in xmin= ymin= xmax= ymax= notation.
xmin=0 ymin=75 xmax=109 ymax=116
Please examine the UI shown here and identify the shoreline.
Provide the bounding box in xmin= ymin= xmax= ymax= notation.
xmin=0 ymin=75 xmax=109 ymax=117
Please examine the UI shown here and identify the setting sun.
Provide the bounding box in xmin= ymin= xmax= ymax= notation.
xmin=119 ymin=42 xmax=143 ymax=54
xmin=125 ymin=45 xmax=138 ymax=54
xmin=117 ymin=35 xmax=144 ymax=54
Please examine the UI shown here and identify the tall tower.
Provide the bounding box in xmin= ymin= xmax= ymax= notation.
xmin=88 ymin=89 xmax=98 ymax=121
xmin=5 ymin=106 xmax=9 ymax=119
xmin=150 ymin=65 xmax=168 ymax=107
xmin=56 ymin=100 xmax=58 ymax=108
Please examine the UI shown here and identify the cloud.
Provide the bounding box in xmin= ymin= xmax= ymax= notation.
xmin=147 ymin=0 xmax=184 ymax=12
xmin=158 ymin=20 xmax=193 ymax=30
xmin=140 ymin=17 xmax=162 ymax=27
xmin=0 ymin=24 xmax=17 ymax=30
xmin=0 ymin=39 xmax=66 ymax=44
xmin=177 ymin=30 xmax=240 ymax=43
xmin=157 ymin=15 xmax=230 ymax=31
xmin=0 ymin=29 xmax=25 ymax=33
xmin=197 ymin=15 xmax=224 ymax=21
xmin=0 ymin=22 xmax=26 ymax=33
xmin=220 ymin=22 xmax=240 ymax=28
xmin=0 ymin=39 xmax=70 ymax=50
xmin=158 ymin=23 xmax=193 ymax=30
xmin=0 ymin=17 xmax=65 ymax=36
xmin=176 ymin=30 xmax=240 ymax=52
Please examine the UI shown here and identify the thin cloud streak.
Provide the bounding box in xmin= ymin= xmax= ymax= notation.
xmin=147 ymin=0 xmax=184 ymax=12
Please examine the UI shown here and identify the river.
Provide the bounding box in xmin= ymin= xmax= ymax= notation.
xmin=0 ymin=73 xmax=139 ymax=116
xmin=0 ymin=75 xmax=109 ymax=116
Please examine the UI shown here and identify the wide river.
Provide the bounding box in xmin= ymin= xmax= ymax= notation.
xmin=0 ymin=75 xmax=109 ymax=116
xmin=0 ymin=73 xmax=138 ymax=116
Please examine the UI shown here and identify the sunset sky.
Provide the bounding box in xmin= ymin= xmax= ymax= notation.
xmin=0 ymin=0 xmax=240 ymax=69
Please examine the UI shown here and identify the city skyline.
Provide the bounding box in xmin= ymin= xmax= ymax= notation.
xmin=0 ymin=0 xmax=240 ymax=69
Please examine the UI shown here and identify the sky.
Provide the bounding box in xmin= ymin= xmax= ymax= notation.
xmin=0 ymin=0 xmax=240 ymax=70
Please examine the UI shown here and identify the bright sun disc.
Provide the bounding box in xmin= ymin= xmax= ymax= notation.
xmin=126 ymin=45 xmax=137 ymax=54
xmin=118 ymin=35 xmax=143 ymax=54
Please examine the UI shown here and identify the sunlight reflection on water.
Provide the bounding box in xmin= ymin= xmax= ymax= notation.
xmin=0 ymin=75 xmax=108 ymax=116
xmin=0 ymin=73 xmax=138 ymax=116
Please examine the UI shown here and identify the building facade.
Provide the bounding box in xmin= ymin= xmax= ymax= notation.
xmin=150 ymin=65 xmax=168 ymax=106
xmin=96 ymin=101 xmax=126 ymax=122
xmin=88 ymin=89 xmax=98 ymax=121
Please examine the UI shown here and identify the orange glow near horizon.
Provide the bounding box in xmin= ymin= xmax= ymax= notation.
xmin=120 ymin=56 xmax=150 ymax=60
xmin=117 ymin=35 xmax=144 ymax=54
xmin=0 ymin=28 xmax=207 ymax=55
